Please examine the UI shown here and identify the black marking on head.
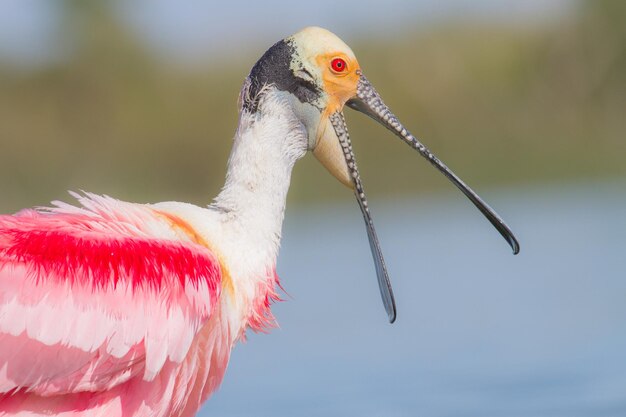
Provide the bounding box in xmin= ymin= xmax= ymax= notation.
xmin=243 ymin=39 xmax=322 ymax=112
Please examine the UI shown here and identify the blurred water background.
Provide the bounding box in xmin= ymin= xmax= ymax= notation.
xmin=208 ymin=180 xmax=626 ymax=416
xmin=0 ymin=1 xmax=625 ymax=415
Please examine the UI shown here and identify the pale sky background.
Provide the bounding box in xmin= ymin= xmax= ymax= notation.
xmin=0 ymin=0 xmax=575 ymax=67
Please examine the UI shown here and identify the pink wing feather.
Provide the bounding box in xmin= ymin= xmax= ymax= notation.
xmin=0 ymin=193 xmax=222 ymax=396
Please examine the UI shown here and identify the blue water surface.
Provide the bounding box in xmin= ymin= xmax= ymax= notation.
xmin=202 ymin=180 xmax=626 ymax=417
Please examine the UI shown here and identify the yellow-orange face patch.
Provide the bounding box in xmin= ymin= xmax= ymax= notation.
xmin=316 ymin=52 xmax=360 ymax=114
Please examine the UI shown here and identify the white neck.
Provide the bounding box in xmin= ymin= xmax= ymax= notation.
xmin=148 ymin=91 xmax=309 ymax=336
xmin=211 ymin=91 xmax=308 ymax=269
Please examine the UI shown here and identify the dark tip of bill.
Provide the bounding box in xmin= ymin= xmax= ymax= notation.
xmin=510 ymin=236 xmax=520 ymax=255
xmin=499 ymin=226 xmax=520 ymax=255
xmin=388 ymin=311 xmax=397 ymax=324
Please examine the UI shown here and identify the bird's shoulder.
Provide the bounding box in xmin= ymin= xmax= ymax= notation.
xmin=0 ymin=193 xmax=226 ymax=391
xmin=0 ymin=192 xmax=223 ymax=296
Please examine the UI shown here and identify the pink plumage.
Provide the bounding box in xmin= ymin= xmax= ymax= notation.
xmin=0 ymin=194 xmax=235 ymax=416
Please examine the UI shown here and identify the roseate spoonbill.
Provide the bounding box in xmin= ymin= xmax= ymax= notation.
xmin=0 ymin=27 xmax=519 ymax=416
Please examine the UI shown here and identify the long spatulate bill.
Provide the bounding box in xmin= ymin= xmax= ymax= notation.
xmin=347 ymin=73 xmax=520 ymax=255
xmin=329 ymin=111 xmax=397 ymax=323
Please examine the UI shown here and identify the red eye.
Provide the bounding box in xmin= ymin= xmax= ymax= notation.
xmin=331 ymin=58 xmax=347 ymax=73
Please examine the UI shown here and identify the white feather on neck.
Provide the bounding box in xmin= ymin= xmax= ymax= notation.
xmin=153 ymin=89 xmax=308 ymax=335
xmin=212 ymin=89 xmax=308 ymax=266
xmin=207 ymin=89 xmax=308 ymax=332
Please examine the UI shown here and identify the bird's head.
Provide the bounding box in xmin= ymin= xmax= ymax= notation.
xmin=242 ymin=27 xmax=362 ymax=186
xmin=242 ymin=27 xmax=519 ymax=322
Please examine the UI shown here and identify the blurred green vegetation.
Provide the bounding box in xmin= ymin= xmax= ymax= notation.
xmin=1 ymin=1 xmax=625 ymax=213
